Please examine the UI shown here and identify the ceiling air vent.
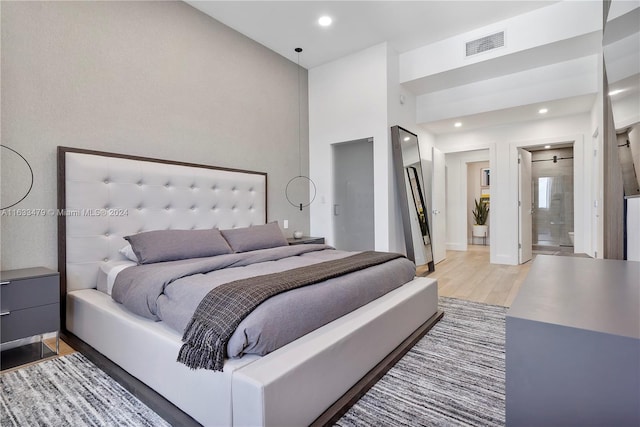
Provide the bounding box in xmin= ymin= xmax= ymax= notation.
xmin=466 ymin=31 xmax=505 ymax=57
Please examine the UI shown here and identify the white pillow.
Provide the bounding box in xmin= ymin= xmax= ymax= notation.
xmin=98 ymin=260 xmax=136 ymax=295
xmin=119 ymin=243 xmax=139 ymax=262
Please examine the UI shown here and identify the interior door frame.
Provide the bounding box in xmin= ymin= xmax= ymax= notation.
xmin=432 ymin=147 xmax=447 ymax=264
xmin=518 ymin=148 xmax=533 ymax=264
xmin=591 ymin=128 xmax=603 ymax=258
xmin=509 ymin=134 xmax=585 ymax=264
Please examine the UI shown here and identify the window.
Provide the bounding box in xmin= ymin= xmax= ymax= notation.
xmin=538 ymin=177 xmax=551 ymax=209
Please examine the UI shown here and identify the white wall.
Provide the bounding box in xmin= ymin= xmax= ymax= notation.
xmin=309 ymin=43 xmax=392 ymax=251
xmin=308 ymin=43 xmax=435 ymax=255
xmin=387 ymin=46 xmax=437 ymax=255
xmin=627 ymin=197 xmax=640 ymax=261
xmin=437 ymin=113 xmax=592 ymax=265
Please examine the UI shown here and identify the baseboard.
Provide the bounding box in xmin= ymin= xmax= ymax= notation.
xmin=446 ymin=243 xmax=467 ymax=251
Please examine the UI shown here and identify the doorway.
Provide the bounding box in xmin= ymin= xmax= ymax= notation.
xmin=467 ymin=160 xmax=490 ymax=246
xmin=443 ymin=149 xmax=490 ymax=254
xmin=517 ymin=143 xmax=576 ymax=261
xmin=518 ymin=148 xmax=533 ymax=264
xmin=530 ymin=146 xmax=575 ymax=250
xmin=332 ymin=138 xmax=375 ymax=251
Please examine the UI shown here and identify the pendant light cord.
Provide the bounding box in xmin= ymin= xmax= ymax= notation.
xmin=296 ymin=47 xmax=302 ymax=177
xmin=285 ymin=48 xmax=316 ymax=211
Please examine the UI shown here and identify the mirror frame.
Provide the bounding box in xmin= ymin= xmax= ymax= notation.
xmin=391 ymin=125 xmax=435 ymax=273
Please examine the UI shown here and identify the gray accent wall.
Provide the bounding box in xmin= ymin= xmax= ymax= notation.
xmin=0 ymin=1 xmax=309 ymax=270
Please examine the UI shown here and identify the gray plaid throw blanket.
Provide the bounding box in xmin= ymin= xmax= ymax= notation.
xmin=177 ymin=250 xmax=403 ymax=371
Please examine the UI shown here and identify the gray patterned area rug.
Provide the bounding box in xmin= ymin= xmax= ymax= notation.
xmin=336 ymin=297 xmax=507 ymax=427
xmin=0 ymin=353 xmax=170 ymax=427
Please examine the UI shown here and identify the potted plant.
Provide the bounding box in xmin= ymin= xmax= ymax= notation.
xmin=472 ymin=198 xmax=489 ymax=239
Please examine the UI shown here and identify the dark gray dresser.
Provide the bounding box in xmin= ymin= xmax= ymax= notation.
xmin=506 ymin=256 xmax=640 ymax=426
xmin=1 ymin=267 xmax=60 ymax=369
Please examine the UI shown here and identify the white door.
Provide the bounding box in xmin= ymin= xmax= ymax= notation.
xmin=432 ymin=147 xmax=446 ymax=264
xmin=518 ymin=148 xmax=533 ymax=264
xmin=333 ymin=139 xmax=375 ymax=251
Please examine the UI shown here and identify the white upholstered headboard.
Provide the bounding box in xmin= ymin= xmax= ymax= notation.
xmin=57 ymin=147 xmax=267 ymax=300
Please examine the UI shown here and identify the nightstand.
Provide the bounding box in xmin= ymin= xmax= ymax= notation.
xmin=287 ymin=236 xmax=325 ymax=245
xmin=1 ymin=267 xmax=60 ymax=370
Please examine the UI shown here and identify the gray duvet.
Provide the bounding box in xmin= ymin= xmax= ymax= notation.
xmin=112 ymin=244 xmax=416 ymax=359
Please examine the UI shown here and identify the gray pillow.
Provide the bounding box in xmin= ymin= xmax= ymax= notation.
xmin=124 ymin=229 xmax=233 ymax=264
xmin=220 ymin=222 xmax=288 ymax=253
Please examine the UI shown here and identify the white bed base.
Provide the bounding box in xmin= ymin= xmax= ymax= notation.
xmin=59 ymin=147 xmax=441 ymax=426
xmin=66 ymin=289 xmax=257 ymax=426
xmin=67 ymin=277 xmax=438 ymax=426
xmin=232 ymin=277 xmax=438 ymax=427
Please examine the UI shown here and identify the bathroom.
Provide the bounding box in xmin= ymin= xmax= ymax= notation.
xmin=531 ymin=146 xmax=574 ymax=250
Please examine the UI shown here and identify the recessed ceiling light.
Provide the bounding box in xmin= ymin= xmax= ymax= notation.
xmin=454 ymin=122 xmax=462 ymax=128
xmin=544 ymin=145 xmax=551 ymax=149
xmin=403 ymin=137 xmax=410 ymax=142
xmin=318 ymin=16 xmax=332 ymax=27
xmin=538 ymin=108 xmax=548 ymax=114
xmin=609 ymin=89 xmax=624 ymax=96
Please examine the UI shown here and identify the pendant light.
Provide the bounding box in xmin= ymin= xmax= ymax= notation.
xmin=285 ymin=47 xmax=316 ymax=211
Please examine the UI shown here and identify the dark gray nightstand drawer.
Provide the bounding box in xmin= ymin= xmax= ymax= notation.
xmin=0 ymin=275 xmax=59 ymax=312
xmin=287 ymin=237 xmax=325 ymax=245
xmin=0 ymin=303 xmax=60 ymax=343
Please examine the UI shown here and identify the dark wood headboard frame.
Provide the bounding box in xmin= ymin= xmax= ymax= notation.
xmin=56 ymin=146 xmax=268 ymax=333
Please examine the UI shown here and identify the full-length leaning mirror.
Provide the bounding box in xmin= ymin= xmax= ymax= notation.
xmin=603 ymin=4 xmax=640 ymax=196
xmin=603 ymin=4 xmax=640 ymax=259
xmin=391 ymin=125 xmax=435 ymax=274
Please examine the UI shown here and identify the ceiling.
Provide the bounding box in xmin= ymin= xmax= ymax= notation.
xmin=422 ymin=94 xmax=597 ymax=135
xmin=185 ymin=1 xmax=616 ymax=134
xmin=186 ymin=1 xmax=558 ymax=69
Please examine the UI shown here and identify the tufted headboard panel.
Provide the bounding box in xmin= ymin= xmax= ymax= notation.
xmin=57 ymin=147 xmax=267 ymax=298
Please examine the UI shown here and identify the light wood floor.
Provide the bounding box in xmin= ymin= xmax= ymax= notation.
xmin=425 ymin=245 xmax=532 ymax=307
xmin=0 ymin=338 xmax=76 ymax=373
xmin=45 ymin=337 xmax=76 ymax=357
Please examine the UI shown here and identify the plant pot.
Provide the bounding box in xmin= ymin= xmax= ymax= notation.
xmin=472 ymin=224 xmax=488 ymax=238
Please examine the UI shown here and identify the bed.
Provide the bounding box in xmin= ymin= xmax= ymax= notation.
xmin=57 ymin=146 xmax=442 ymax=426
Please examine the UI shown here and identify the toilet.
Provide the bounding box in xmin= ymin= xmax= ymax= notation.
xmin=568 ymin=231 xmax=575 ymax=245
